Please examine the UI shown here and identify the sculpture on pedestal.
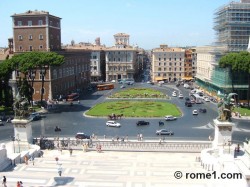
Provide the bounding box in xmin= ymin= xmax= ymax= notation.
xmin=13 ymin=92 xmax=29 ymax=119
xmin=217 ymin=93 xmax=237 ymax=121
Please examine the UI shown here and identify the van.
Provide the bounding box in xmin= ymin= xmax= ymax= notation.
xmin=184 ymin=84 xmax=190 ymax=89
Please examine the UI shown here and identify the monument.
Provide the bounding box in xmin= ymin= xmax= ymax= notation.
xmin=11 ymin=92 xmax=33 ymax=151
xmin=212 ymin=93 xmax=237 ymax=149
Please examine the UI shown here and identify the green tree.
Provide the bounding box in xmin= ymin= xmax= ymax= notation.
xmin=0 ymin=59 xmax=13 ymax=107
xmin=9 ymin=52 xmax=64 ymax=106
xmin=219 ymin=51 xmax=250 ymax=106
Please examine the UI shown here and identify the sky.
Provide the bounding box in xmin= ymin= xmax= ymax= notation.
xmin=0 ymin=0 xmax=232 ymax=50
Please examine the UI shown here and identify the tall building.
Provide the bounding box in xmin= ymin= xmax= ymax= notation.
xmin=105 ymin=33 xmax=137 ymax=82
xmin=9 ymin=10 xmax=91 ymax=101
xmin=12 ymin=10 xmax=61 ymax=52
xmin=214 ymin=0 xmax=250 ymax=52
xmin=196 ymin=0 xmax=250 ymax=100
xmin=63 ymin=40 xmax=106 ymax=82
xmin=151 ymin=45 xmax=186 ymax=82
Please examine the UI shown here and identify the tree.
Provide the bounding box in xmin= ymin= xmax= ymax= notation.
xmin=9 ymin=52 xmax=64 ymax=106
xmin=0 ymin=59 xmax=13 ymax=107
xmin=219 ymin=51 xmax=250 ymax=106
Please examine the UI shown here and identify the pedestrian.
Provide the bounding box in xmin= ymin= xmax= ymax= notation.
xmin=30 ymin=155 xmax=34 ymax=165
xmin=24 ymin=155 xmax=28 ymax=165
xmin=19 ymin=181 xmax=23 ymax=187
xmin=137 ymin=133 xmax=140 ymax=141
xmin=69 ymin=148 xmax=73 ymax=156
xmin=58 ymin=166 xmax=62 ymax=176
xmin=17 ymin=181 xmax=20 ymax=187
xmin=2 ymin=176 xmax=7 ymax=187
xmin=140 ymin=133 xmax=143 ymax=141
xmin=126 ymin=135 xmax=128 ymax=142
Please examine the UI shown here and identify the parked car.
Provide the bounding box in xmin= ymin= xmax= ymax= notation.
xmin=0 ymin=120 xmax=4 ymax=126
xmin=120 ymin=85 xmax=125 ymax=89
xmin=156 ymin=129 xmax=174 ymax=135
xmin=164 ymin=115 xmax=177 ymax=121
xmin=199 ymin=108 xmax=207 ymax=113
xmin=75 ymin=132 xmax=90 ymax=139
xmin=185 ymin=97 xmax=190 ymax=101
xmin=106 ymin=120 xmax=121 ymax=127
xmin=136 ymin=120 xmax=150 ymax=126
xmin=192 ymin=110 xmax=198 ymax=115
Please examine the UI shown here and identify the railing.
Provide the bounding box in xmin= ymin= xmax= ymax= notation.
xmin=34 ymin=138 xmax=212 ymax=153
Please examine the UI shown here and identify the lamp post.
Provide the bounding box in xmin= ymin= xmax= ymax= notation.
xmin=16 ymin=133 xmax=20 ymax=153
xmin=10 ymin=136 xmax=15 ymax=153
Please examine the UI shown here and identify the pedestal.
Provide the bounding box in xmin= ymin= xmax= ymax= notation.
xmin=11 ymin=118 xmax=33 ymax=151
xmin=213 ymin=119 xmax=234 ymax=148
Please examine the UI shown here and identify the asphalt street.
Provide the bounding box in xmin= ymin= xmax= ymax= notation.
xmin=0 ymin=83 xmax=249 ymax=143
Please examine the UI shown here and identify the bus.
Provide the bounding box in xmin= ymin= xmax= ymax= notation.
xmin=97 ymin=84 xmax=114 ymax=91
xmin=191 ymin=93 xmax=202 ymax=104
xmin=67 ymin=93 xmax=79 ymax=101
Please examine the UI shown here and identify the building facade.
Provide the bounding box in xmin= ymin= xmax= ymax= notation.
xmin=196 ymin=0 xmax=250 ymax=100
xmin=12 ymin=10 xmax=61 ymax=52
xmin=151 ymin=45 xmax=185 ymax=82
xmin=214 ymin=0 xmax=250 ymax=52
xmin=63 ymin=40 xmax=106 ymax=82
xmin=9 ymin=10 xmax=91 ymax=101
xmin=105 ymin=33 xmax=137 ymax=82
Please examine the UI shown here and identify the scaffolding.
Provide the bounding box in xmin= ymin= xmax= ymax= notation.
xmin=214 ymin=1 xmax=250 ymax=52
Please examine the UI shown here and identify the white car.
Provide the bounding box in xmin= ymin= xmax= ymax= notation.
xmin=179 ymin=94 xmax=183 ymax=98
xmin=164 ymin=115 xmax=177 ymax=121
xmin=111 ymin=80 xmax=116 ymax=83
xmin=106 ymin=121 xmax=121 ymax=127
xmin=204 ymin=98 xmax=210 ymax=102
xmin=172 ymin=92 xmax=177 ymax=97
xmin=192 ymin=110 xmax=198 ymax=115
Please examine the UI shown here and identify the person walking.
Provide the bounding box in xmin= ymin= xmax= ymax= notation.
xmin=31 ymin=155 xmax=35 ymax=165
xmin=69 ymin=148 xmax=73 ymax=156
xmin=58 ymin=165 xmax=62 ymax=177
xmin=2 ymin=176 xmax=7 ymax=187
xmin=16 ymin=181 xmax=20 ymax=187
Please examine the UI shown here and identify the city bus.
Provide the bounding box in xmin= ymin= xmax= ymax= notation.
xmin=97 ymin=84 xmax=114 ymax=91
xmin=67 ymin=93 xmax=79 ymax=101
xmin=191 ymin=93 xmax=202 ymax=104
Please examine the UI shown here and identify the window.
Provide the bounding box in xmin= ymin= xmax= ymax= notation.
xmin=29 ymin=35 xmax=33 ymax=40
xmin=180 ymin=58 xmax=182 ymax=61
xmin=50 ymin=21 xmax=53 ymax=26
xmin=164 ymin=58 xmax=166 ymax=61
xmin=17 ymin=21 xmax=22 ymax=26
xmin=39 ymin=45 xmax=43 ymax=49
xmin=18 ymin=35 xmax=23 ymax=41
xmin=19 ymin=46 xmax=23 ymax=51
xmin=158 ymin=73 xmax=161 ymax=76
xmin=158 ymin=63 xmax=161 ymax=66
xmin=158 ymin=68 xmax=162 ymax=71
xmin=159 ymin=58 xmax=161 ymax=61
xmin=29 ymin=46 xmax=33 ymax=51
xmin=38 ymin=20 xmax=43 ymax=25
xmin=39 ymin=34 xmax=43 ymax=40
xmin=169 ymin=58 xmax=171 ymax=61
xmin=28 ymin=21 xmax=32 ymax=26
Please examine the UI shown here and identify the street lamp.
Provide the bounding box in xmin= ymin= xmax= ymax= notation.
xmin=16 ymin=133 xmax=20 ymax=153
xmin=10 ymin=136 xmax=15 ymax=153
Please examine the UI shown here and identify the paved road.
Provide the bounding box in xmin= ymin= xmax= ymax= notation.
xmin=0 ymin=83 xmax=249 ymax=143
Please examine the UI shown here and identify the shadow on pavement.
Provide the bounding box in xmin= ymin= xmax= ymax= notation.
xmin=54 ymin=177 xmax=74 ymax=186
xmin=48 ymin=104 xmax=91 ymax=113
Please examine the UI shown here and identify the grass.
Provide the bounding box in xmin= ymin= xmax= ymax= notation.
xmin=233 ymin=107 xmax=250 ymax=116
xmin=109 ymin=88 xmax=167 ymax=98
xmin=86 ymin=101 xmax=181 ymax=117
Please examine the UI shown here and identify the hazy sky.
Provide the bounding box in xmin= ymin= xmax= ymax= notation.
xmin=1 ymin=0 xmax=231 ymax=49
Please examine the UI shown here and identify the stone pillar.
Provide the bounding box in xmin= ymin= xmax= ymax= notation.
xmin=11 ymin=118 xmax=33 ymax=151
xmin=213 ymin=119 xmax=233 ymax=149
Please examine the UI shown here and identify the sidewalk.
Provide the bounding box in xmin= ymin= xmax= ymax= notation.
xmin=2 ymin=148 xmax=249 ymax=187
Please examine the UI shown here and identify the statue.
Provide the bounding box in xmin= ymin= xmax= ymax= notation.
xmin=13 ymin=92 xmax=30 ymax=119
xmin=217 ymin=93 xmax=237 ymax=121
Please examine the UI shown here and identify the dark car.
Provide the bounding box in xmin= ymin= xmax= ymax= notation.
xmin=185 ymin=97 xmax=190 ymax=101
xmin=75 ymin=132 xmax=91 ymax=139
xmin=30 ymin=112 xmax=42 ymax=121
xmin=136 ymin=120 xmax=150 ymax=126
xmin=185 ymin=101 xmax=192 ymax=107
xmin=199 ymin=108 xmax=207 ymax=113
